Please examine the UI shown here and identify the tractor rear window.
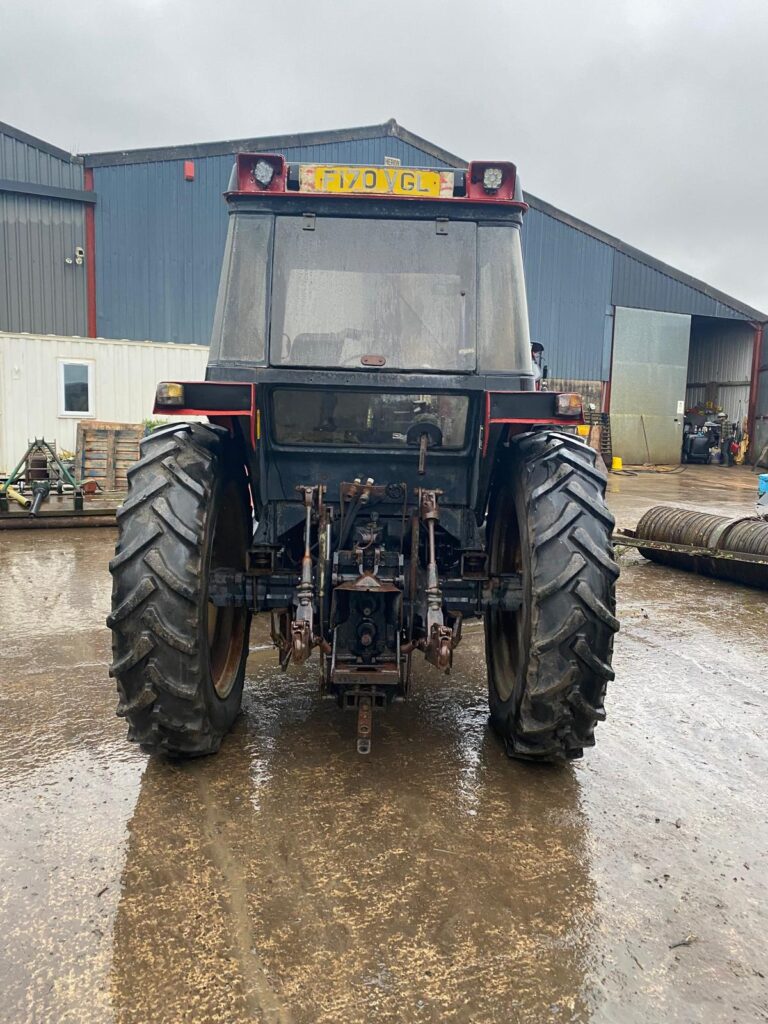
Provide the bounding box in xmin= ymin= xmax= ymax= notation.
xmin=269 ymin=217 xmax=476 ymax=372
xmin=271 ymin=390 xmax=469 ymax=448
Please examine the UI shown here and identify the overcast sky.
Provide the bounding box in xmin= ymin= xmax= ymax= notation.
xmin=3 ymin=0 xmax=767 ymax=311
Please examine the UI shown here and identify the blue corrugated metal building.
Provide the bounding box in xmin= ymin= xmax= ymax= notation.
xmin=0 ymin=121 xmax=92 ymax=335
xmin=80 ymin=119 xmax=765 ymax=391
xmin=2 ymin=117 xmax=766 ymax=459
xmin=86 ymin=125 xmax=455 ymax=350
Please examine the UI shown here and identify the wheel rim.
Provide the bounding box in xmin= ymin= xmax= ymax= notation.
xmin=486 ymin=481 xmax=527 ymax=704
xmin=206 ymin=479 xmax=248 ymax=699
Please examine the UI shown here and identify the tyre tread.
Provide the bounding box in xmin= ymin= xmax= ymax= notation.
xmin=487 ymin=429 xmax=619 ymax=762
xmin=108 ymin=423 xmax=250 ymax=757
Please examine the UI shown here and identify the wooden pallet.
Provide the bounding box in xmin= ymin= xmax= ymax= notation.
xmin=76 ymin=421 xmax=143 ymax=491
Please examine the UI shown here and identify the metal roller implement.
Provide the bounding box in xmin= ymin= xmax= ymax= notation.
xmin=615 ymin=505 xmax=768 ymax=589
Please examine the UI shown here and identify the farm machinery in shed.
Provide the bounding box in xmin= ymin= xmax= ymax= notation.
xmin=107 ymin=154 xmax=619 ymax=760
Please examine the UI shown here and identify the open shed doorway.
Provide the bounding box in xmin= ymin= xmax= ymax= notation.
xmin=610 ymin=310 xmax=756 ymax=466
xmin=686 ymin=316 xmax=754 ymax=428
xmin=683 ymin=316 xmax=755 ymax=466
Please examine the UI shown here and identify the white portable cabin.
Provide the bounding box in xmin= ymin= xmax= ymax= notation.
xmin=0 ymin=332 xmax=209 ymax=474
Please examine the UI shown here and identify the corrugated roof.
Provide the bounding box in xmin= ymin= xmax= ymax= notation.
xmin=81 ymin=118 xmax=465 ymax=170
xmin=526 ymin=193 xmax=767 ymax=322
xmin=0 ymin=120 xmax=79 ymax=165
xmin=0 ymin=121 xmax=83 ymax=190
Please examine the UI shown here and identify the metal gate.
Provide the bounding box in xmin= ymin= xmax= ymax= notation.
xmin=610 ymin=307 xmax=691 ymax=465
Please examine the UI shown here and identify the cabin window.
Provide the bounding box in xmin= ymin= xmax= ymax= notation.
xmin=58 ymin=359 xmax=95 ymax=417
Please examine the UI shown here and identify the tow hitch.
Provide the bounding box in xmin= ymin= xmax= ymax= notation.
xmin=356 ymin=695 xmax=373 ymax=755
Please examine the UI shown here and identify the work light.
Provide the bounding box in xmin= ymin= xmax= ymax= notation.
xmin=482 ymin=167 xmax=504 ymax=192
xmin=254 ymin=160 xmax=275 ymax=187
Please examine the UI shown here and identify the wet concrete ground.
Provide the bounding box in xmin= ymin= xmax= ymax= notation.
xmin=1 ymin=465 xmax=766 ymax=1023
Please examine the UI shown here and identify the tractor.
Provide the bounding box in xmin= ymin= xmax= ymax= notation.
xmin=108 ymin=154 xmax=618 ymax=759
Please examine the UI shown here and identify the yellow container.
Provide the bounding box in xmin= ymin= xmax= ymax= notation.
xmin=576 ymin=424 xmax=590 ymax=437
xmin=612 ymin=456 xmax=623 ymax=472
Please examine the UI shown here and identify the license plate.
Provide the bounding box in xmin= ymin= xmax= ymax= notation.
xmin=299 ymin=164 xmax=454 ymax=198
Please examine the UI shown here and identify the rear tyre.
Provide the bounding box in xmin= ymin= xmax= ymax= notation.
xmin=108 ymin=423 xmax=252 ymax=756
xmin=485 ymin=430 xmax=619 ymax=761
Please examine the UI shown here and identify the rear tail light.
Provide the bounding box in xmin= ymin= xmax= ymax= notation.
xmin=156 ymin=382 xmax=185 ymax=406
xmin=555 ymin=393 xmax=583 ymax=417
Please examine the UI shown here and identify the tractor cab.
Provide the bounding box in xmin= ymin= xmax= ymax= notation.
xmin=205 ymin=155 xmax=544 ymax=504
